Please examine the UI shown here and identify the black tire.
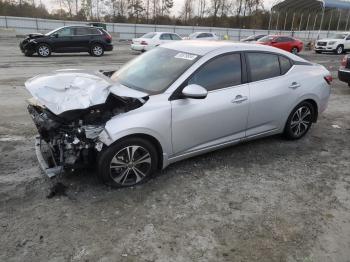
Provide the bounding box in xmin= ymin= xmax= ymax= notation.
xmin=284 ymin=101 xmax=315 ymax=140
xmin=90 ymin=43 xmax=104 ymax=57
xmin=97 ymin=137 xmax=158 ymax=188
xmin=291 ymin=47 xmax=299 ymax=54
xmin=24 ymin=49 xmax=34 ymax=57
xmin=36 ymin=43 xmax=51 ymax=57
xmin=335 ymin=45 xmax=344 ymax=55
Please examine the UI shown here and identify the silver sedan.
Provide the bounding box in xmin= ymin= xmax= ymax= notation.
xmin=26 ymin=41 xmax=332 ymax=187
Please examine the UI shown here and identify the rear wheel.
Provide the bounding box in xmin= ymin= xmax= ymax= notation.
xmin=37 ymin=43 xmax=51 ymax=57
xmin=90 ymin=43 xmax=104 ymax=57
xmin=284 ymin=102 xmax=315 ymax=140
xmin=98 ymin=137 xmax=158 ymax=188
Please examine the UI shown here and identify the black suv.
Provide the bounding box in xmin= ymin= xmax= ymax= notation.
xmin=20 ymin=26 xmax=113 ymax=57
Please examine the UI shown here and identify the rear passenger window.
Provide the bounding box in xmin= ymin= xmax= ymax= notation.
xmin=170 ymin=34 xmax=181 ymax=40
xmin=75 ymin=27 xmax=89 ymax=35
xmin=160 ymin=34 xmax=172 ymax=40
xmin=279 ymin=56 xmax=292 ymax=74
xmin=188 ymin=53 xmax=242 ymax=91
xmin=89 ymin=28 xmax=101 ymax=35
xmin=247 ymin=53 xmax=281 ymax=82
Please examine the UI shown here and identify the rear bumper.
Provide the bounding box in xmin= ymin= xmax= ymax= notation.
xmin=338 ymin=68 xmax=350 ymax=83
xmin=104 ymin=44 xmax=113 ymax=51
xmin=35 ymin=136 xmax=63 ymax=178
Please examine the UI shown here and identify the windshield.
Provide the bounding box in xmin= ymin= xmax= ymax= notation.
xmin=111 ymin=47 xmax=200 ymax=94
xmin=45 ymin=27 xmax=63 ymax=36
xmin=258 ymin=36 xmax=275 ymax=43
xmin=141 ymin=32 xmax=156 ymax=39
xmin=331 ymin=33 xmax=347 ymax=39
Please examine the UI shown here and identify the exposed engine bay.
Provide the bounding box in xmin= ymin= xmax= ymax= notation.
xmin=26 ymin=69 xmax=148 ymax=177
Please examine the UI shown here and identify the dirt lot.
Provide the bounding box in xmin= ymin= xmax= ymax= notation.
xmin=0 ymin=37 xmax=349 ymax=262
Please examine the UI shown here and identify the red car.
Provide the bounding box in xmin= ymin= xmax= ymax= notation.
xmin=257 ymin=35 xmax=304 ymax=54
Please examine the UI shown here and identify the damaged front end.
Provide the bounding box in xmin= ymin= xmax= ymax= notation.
xmin=26 ymin=69 xmax=148 ymax=177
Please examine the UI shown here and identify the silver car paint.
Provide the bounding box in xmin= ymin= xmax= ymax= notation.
xmin=98 ymin=42 xmax=331 ymax=169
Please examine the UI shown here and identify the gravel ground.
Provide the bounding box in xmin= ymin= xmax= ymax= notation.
xmin=0 ymin=37 xmax=349 ymax=262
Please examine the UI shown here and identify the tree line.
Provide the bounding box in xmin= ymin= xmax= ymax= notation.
xmin=0 ymin=0 xmax=270 ymax=29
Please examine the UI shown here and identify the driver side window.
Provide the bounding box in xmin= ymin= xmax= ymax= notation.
xmin=188 ymin=53 xmax=242 ymax=91
xmin=56 ymin=28 xmax=74 ymax=37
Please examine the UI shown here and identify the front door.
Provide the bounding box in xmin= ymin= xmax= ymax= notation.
xmin=51 ymin=27 xmax=75 ymax=52
xmin=171 ymin=53 xmax=249 ymax=155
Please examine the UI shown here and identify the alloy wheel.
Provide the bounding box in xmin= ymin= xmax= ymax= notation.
xmin=38 ymin=45 xmax=50 ymax=57
xmin=337 ymin=46 xmax=343 ymax=55
xmin=109 ymin=145 xmax=152 ymax=186
xmin=290 ymin=106 xmax=312 ymax=137
xmin=92 ymin=45 xmax=103 ymax=56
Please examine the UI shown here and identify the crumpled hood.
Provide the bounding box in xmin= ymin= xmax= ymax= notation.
xmin=27 ymin=33 xmax=45 ymax=39
xmin=25 ymin=69 xmax=148 ymax=115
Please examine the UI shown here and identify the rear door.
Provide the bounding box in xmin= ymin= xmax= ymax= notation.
xmin=73 ymin=27 xmax=92 ymax=51
xmin=245 ymin=52 xmax=297 ymax=136
xmin=171 ymin=53 xmax=249 ymax=155
xmin=159 ymin=33 xmax=173 ymax=44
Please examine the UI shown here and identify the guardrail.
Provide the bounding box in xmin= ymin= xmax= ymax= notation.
xmin=0 ymin=15 xmax=341 ymax=41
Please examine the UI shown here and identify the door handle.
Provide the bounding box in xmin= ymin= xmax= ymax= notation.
xmin=232 ymin=95 xmax=248 ymax=104
xmin=289 ymin=82 xmax=301 ymax=89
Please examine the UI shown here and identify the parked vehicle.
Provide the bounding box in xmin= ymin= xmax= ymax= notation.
xmin=26 ymin=41 xmax=331 ymax=187
xmin=241 ymin=34 xmax=266 ymax=42
xmin=187 ymin=32 xmax=219 ymax=40
xmin=257 ymin=35 xmax=304 ymax=54
xmin=19 ymin=26 xmax=113 ymax=57
xmin=315 ymin=32 xmax=350 ymax=54
xmin=338 ymin=55 xmax=350 ymax=86
xmin=131 ymin=32 xmax=182 ymax=52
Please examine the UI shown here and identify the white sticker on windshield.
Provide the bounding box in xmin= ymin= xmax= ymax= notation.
xmin=175 ymin=53 xmax=198 ymax=60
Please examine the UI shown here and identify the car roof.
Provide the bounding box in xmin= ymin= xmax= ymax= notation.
xmin=161 ymin=40 xmax=307 ymax=61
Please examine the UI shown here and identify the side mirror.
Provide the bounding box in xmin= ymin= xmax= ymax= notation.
xmin=182 ymin=84 xmax=208 ymax=99
xmin=51 ymin=33 xmax=58 ymax=38
xmin=271 ymin=40 xmax=277 ymax=44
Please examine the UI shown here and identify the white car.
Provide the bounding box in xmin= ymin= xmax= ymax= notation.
xmin=131 ymin=32 xmax=182 ymax=52
xmin=315 ymin=32 xmax=350 ymax=54
xmin=188 ymin=32 xmax=219 ymax=40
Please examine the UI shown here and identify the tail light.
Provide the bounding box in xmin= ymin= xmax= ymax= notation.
xmin=341 ymin=55 xmax=348 ymax=67
xmin=104 ymin=33 xmax=112 ymax=41
xmin=324 ymin=75 xmax=333 ymax=85
xmin=141 ymin=40 xmax=148 ymax=45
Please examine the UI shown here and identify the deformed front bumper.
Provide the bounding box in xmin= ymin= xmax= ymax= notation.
xmin=35 ymin=136 xmax=63 ymax=178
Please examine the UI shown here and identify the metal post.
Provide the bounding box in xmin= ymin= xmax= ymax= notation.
xmin=317 ymin=8 xmax=325 ymax=39
xmin=276 ymin=12 xmax=280 ymax=31
xmin=268 ymin=11 xmax=273 ymax=34
xmin=327 ymin=10 xmax=333 ymax=37
xmin=345 ymin=10 xmax=350 ymax=31
xmin=5 ymin=16 xmax=8 ymax=28
xmin=291 ymin=12 xmax=296 ymax=32
xmin=283 ymin=12 xmax=288 ymax=31
xmin=336 ymin=9 xmax=342 ymax=31
xmin=298 ymin=13 xmax=304 ymax=31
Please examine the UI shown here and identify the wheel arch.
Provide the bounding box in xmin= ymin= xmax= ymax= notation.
xmin=104 ymin=133 xmax=164 ymax=170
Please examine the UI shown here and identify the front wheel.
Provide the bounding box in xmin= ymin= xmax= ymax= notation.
xmin=90 ymin=44 xmax=104 ymax=57
xmin=291 ymin=47 xmax=299 ymax=54
xmin=284 ymin=102 xmax=315 ymax=140
xmin=335 ymin=45 xmax=344 ymax=55
xmin=24 ymin=49 xmax=34 ymax=57
xmin=36 ymin=43 xmax=51 ymax=57
xmin=98 ymin=137 xmax=158 ymax=188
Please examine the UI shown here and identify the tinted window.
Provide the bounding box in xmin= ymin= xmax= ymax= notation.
xmin=171 ymin=34 xmax=182 ymax=40
xmin=160 ymin=34 xmax=172 ymax=40
xmin=197 ymin=33 xmax=207 ymax=38
xmin=188 ymin=54 xmax=242 ymax=91
xmin=56 ymin=27 xmax=74 ymax=37
xmin=279 ymin=56 xmax=292 ymax=74
xmin=89 ymin=28 xmax=101 ymax=35
xmin=74 ymin=27 xmax=89 ymax=35
xmin=247 ymin=53 xmax=280 ymax=82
